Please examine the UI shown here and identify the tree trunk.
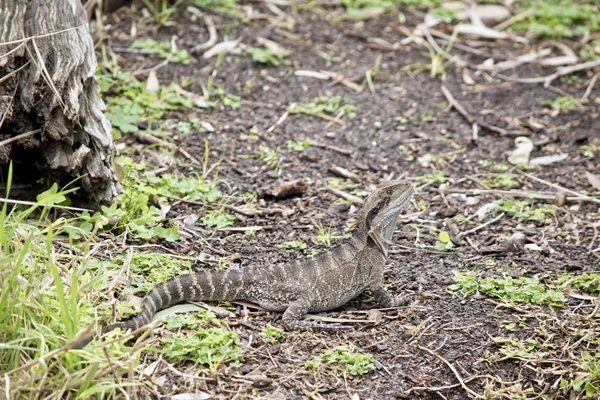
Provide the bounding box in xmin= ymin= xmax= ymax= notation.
xmin=0 ymin=0 xmax=120 ymax=205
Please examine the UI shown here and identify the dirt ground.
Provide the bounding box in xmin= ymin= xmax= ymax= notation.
xmin=101 ymin=2 xmax=599 ymax=399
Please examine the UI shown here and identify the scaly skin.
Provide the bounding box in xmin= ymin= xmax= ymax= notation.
xmin=74 ymin=179 xmax=414 ymax=348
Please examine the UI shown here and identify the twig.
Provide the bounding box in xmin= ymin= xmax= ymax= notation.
xmin=582 ymin=72 xmax=599 ymax=102
xmin=328 ymin=165 xmax=360 ymax=182
xmin=458 ymin=213 xmax=505 ymax=239
xmin=493 ymin=8 xmax=535 ymax=31
xmin=0 ymin=128 xmax=40 ymax=147
xmin=0 ymin=197 xmax=93 ymax=213
xmin=0 ymin=60 xmax=30 ymax=85
xmin=418 ymin=345 xmax=485 ymax=399
xmin=267 ymin=110 xmax=289 ymax=133
xmin=441 ymin=85 xmax=519 ymax=136
xmin=325 ymin=187 xmax=364 ymax=205
xmin=444 ymin=187 xmax=589 ymax=202
xmin=306 ymin=139 xmax=352 ymax=155
xmin=190 ymin=14 xmax=218 ymax=54
xmin=498 ymin=59 xmax=600 ymax=87
xmin=422 ymin=28 xmax=467 ymax=68
xmin=515 ymin=170 xmax=600 ymax=205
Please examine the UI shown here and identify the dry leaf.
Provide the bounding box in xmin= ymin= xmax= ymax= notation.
xmin=529 ymin=153 xmax=568 ymax=166
xmin=585 ymin=171 xmax=600 ymax=192
xmin=146 ymin=70 xmax=159 ymax=92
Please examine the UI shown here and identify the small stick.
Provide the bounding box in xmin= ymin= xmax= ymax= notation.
xmin=306 ymin=139 xmax=352 ymax=155
xmin=516 ymin=170 xmax=600 ymax=205
xmin=418 ymin=345 xmax=485 ymax=399
xmin=493 ymin=8 xmax=535 ymax=31
xmin=267 ymin=110 xmax=289 ymax=133
xmin=191 ymin=14 xmax=218 ymax=54
xmin=458 ymin=213 xmax=505 ymax=239
xmin=0 ymin=128 xmax=41 ymax=148
xmin=446 ymin=187 xmax=595 ymax=203
xmin=0 ymin=197 xmax=93 ymax=213
xmin=441 ymin=85 xmax=517 ymax=136
xmin=498 ymin=58 xmax=600 ymax=87
xmin=582 ymin=72 xmax=599 ymax=102
xmin=328 ymin=165 xmax=361 ymax=182
xmin=325 ymin=187 xmax=364 ymax=205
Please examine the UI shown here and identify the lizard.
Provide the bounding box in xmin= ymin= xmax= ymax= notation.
xmin=74 ymin=179 xmax=414 ymax=348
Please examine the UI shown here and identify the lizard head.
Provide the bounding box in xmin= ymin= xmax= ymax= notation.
xmin=359 ymin=179 xmax=414 ymax=257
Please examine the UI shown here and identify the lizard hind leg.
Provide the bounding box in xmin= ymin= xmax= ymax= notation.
xmin=281 ymin=297 xmax=352 ymax=331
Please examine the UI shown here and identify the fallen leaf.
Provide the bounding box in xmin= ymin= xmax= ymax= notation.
xmin=529 ymin=153 xmax=568 ymax=166
xmin=146 ymin=70 xmax=159 ymax=92
xmin=585 ymin=171 xmax=600 ymax=191
xmin=270 ymin=179 xmax=308 ymax=198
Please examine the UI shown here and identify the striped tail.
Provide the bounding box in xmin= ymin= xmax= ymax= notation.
xmin=72 ymin=270 xmax=246 ymax=349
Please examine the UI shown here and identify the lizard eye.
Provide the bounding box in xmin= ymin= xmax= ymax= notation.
xmin=386 ymin=189 xmax=394 ymax=196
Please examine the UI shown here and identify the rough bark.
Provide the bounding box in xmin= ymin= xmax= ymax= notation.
xmin=0 ymin=0 xmax=120 ymax=204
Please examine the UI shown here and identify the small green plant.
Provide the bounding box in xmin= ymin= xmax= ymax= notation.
xmin=260 ymin=325 xmax=285 ymax=343
xmin=289 ymin=96 xmax=356 ymax=119
xmin=580 ymin=141 xmax=599 ymax=158
xmin=131 ymin=38 xmax=190 ymax=64
xmin=98 ymin=68 xmax=193 ymax=137
xmin=327 ymin=178 xmax=355 ymax=190
xmin=141 ymin=0 xmax=181 ymax=26
xmin=163 ymin=309 xmax=218 ymax=330
xmin=483 ymin=173 xmax=520 ymax=189
xmin=493 ymin=337 xmax=540 ymax=359
xmin=287 ymin=140 xmax=311 ymax=152
xmin=258 ymin=145 xmax=282 ymax=169
xmin=497 ymin=199 xmax=556 ymax=222
xmin=201 ymin=210 xmax=236 ymax=229
xmin=277 ymin=240 xmax=307 ymax=250
xmin=448 ymin=271 xmax=567 ymax=307
xmin=129 ymin=253 xmax=192 ymax=293
xmin=418 ymin=170 xmax=449 ymax=184
xmin=435 ymin=230 xmax=454 ymax=251
xmin=305 ymin=346 xmax=375 ymax=376
xmin=160 ymin=327 xmax=243 ymax=371
xmin=544 ymin=96 xmax=579 ymax=113
xmin=245 ymin=46 xmax=292 ymax=66
xmin=555 ymin=273 xmax=600 ymax=295
xmin=313 ymin=222 xmax=349 ymax=247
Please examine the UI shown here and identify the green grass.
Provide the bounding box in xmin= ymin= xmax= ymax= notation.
xmin=131 ymin=38 xmax=190 ymax=64
xmin=0 ymin=165 xmax=145 ymax=398
xmin=288 ymin=96 xmax=357 ymax=120
xmin=513 ymin=0 xmax=600 ymax=39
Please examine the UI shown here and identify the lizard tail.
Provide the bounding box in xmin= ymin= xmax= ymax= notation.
xmin=73 ymin=270 xmax=246 ymax=348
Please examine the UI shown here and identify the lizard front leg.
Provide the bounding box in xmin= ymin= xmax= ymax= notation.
xmin=281 ymin=297 xmax=351 ymax=330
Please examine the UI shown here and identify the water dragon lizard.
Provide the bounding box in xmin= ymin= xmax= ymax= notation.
xmin=74 ymin=179 xmax=414 ymax=348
